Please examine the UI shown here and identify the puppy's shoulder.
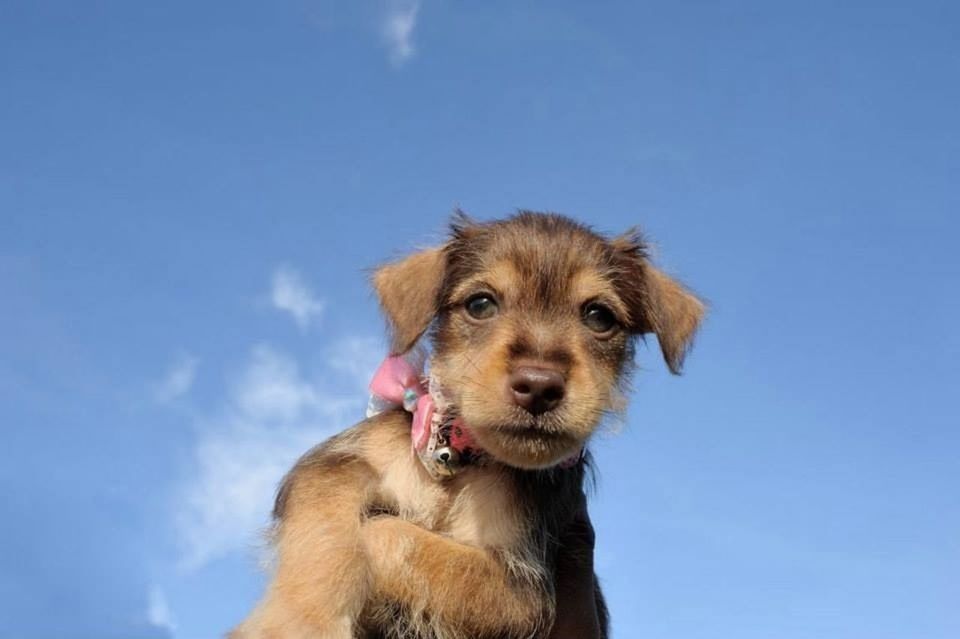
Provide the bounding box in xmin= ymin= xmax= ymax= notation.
xmin=272 ymin=411 xmax=411 ymax=521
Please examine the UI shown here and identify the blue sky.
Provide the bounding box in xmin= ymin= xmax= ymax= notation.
xmin=2 ymin=1 xmax=958 ymax=637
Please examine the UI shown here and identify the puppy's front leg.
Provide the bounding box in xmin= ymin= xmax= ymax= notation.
xmin=232 ymin=459 xmax=377 ymax=639
xmin=362 ymin=517 xmax=547 ymax=637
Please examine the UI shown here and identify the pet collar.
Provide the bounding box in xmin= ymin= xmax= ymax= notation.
xmin=366 ymin=354 xmax=581 ymax=480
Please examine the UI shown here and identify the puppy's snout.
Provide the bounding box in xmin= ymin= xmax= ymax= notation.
xmin=509 ymin=367 xmax=566 ymax=415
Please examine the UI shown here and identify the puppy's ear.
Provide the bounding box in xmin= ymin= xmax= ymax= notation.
xmin=373 ymin=246 xmax=447 ymax=354
xmin=613 ymin=231 xmax=705 ymax=374
xmin=640 ymin=267 xmax=705 ymax=373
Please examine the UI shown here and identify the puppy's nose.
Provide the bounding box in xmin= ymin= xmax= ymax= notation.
xmin=509 ymin=367 xmax=566 ymax=415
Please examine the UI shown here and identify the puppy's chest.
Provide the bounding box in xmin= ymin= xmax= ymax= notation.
xmin=377 ymin=458 xmax=526 ymax=549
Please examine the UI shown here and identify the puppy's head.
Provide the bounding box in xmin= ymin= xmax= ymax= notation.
xmin=374 ymin=211 xmax=703 ymax=469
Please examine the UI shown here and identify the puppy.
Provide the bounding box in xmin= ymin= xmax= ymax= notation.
xmin=232 ymin=211 xmax=703 ymax=639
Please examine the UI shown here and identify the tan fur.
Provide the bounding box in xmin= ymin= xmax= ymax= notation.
xmin=232 ymin=414 xmax=540 ymax=639
xmin=642 ymin=267 xmax=705 ymax=373
xmin=363 ymin=516 xmax=545 ymax=636
xmin=234 ymin=212 xmax=703 ymax=639
xmin=373 ymin=247 xmax=447 ymax=354
xmin=609 ymin=229 xmax=704 ymax=373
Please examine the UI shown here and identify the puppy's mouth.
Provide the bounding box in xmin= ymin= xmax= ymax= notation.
xmin=491 ymin=404 xmax=582 ymax=435
xmin=492 ymin=423 xmax=572 ymax=442
xmin=471 ymin=421 xmax=581 ymax=469
xmin=458 ymin=406 xmax=583 ymax=463
xmin=490 ymin=423 xmax=580 ymax=453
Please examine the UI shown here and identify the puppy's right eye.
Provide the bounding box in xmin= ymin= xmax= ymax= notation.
xmin=465 ymin=294 xmax=499 ymax=320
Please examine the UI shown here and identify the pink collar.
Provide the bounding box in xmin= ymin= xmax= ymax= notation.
xmin=367 ymin=354 xmax=581 ymax=479
xmin=367 ymin=354 xmax=482 ymax=479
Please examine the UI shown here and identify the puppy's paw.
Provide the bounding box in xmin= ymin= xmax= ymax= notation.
xmin=230 ymin=619 xmax=353 ymax=639
xmin=230 ymin=601 xmax=355 ymax=639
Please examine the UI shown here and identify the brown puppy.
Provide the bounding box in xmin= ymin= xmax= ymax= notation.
xmin=232 ymin=212 xmax=703 ymax=639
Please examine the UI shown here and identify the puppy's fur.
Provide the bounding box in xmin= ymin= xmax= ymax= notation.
xmin=232 ymin=212 xmax=703 ymax=639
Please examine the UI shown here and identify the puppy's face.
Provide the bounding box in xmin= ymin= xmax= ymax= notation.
xmin=375 ymin=212 xmax=703 ymax=469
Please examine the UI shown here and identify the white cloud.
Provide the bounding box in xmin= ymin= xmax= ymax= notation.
xmin=325 ymin=335 xmax=385 ymax=386
xmin=381 ymin=0 xmax=421 ymax=66
xmin=270 ymin=266 xmax=325 ymax=330
xmin=174 ymin=341 xmax=380 ymax=570
xmin=147 ymin=584 xmax=176 ymax=633
xmin=153 ymin=353 xmax=199 ymax=403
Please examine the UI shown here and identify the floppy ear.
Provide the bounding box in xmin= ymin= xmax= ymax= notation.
xmin=372 ymin=246 xmax=447 ymax=354
xmin=640 ymin=266 xmax=705 ymax=373
xmin=613 ymin=232 xmax=705 ymax=374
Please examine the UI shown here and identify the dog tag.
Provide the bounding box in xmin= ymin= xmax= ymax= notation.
xmin=431 ymin=446 xmax=460 ymax=476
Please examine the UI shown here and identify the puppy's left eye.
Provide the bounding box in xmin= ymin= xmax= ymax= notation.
xmin=582 ymin=303 xmax=617 ymax=334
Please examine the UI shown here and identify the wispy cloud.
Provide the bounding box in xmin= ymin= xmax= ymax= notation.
xmin=174 ymin=338 xmax=381 ymax=570
xmin=270 ymin=266 xmax=324 ymax=330
xmin=325 ymin=335 xmax=384 ymax=385
xmin=147 ymin=584 xmax=176 ymax=634
xmin=153 ymin=353 xmax=199 ymax=403
xmin=381 ymin=0 xmax=421 ymax=66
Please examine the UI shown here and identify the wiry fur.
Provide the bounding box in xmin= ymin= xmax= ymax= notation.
xmin=232 ymin=211 xmax=703 ymax=639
